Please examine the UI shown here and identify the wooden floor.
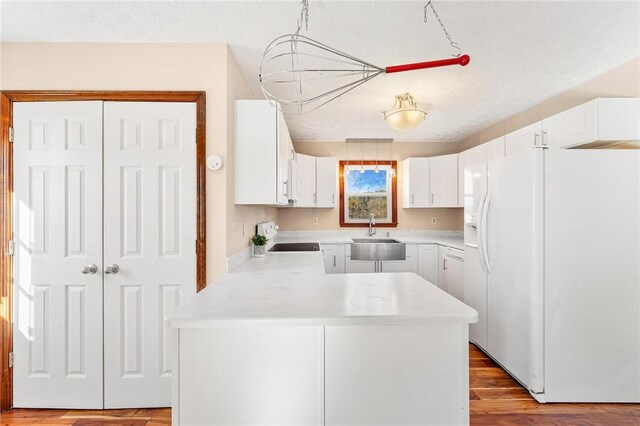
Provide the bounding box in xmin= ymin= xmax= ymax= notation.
xmin=1 ymin=344 xmax=639 ymax=425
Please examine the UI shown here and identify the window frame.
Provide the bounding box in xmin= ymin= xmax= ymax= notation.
xmin=339 ymin=160 xmax=398 ymax=227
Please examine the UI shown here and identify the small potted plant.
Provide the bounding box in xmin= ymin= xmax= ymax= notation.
xmin=251 ymin=234 xmax=268 ymax=258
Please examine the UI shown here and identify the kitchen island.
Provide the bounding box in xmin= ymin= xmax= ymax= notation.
xmin=169 ymin=252 xmax=477 ymax=425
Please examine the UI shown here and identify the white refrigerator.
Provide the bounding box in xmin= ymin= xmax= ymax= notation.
xmin=464 ymin=148 xmax=640 ymax=403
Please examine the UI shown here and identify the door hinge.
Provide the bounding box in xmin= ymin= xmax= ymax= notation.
xmin=8 ymin=128 xmax=14 ymax=143
xmin=8 ymin=352 xmax=14 ymax=368
xmin=8 ymin=240 xmax=15 ymax=256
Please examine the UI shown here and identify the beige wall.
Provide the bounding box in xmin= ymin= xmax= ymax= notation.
xmin=460 ymin=56 xmax=640 ymax=150
xmin=0 ymin=42 xmax=273 ymax=281
xmin=278 ymin=141 xmax=464 ymax=231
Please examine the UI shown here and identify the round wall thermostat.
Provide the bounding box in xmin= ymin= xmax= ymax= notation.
xmin=206 ymin=154 xmax=223 ymax=171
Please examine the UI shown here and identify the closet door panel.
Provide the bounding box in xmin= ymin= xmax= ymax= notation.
xmin=13 ymin=101 xmax=104 ymax=408
xmin=103 ymin=102 xmax=197 ymax=408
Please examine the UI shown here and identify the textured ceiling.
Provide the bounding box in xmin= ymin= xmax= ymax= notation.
xmin=1 ymin=1 xmax=638 ymax=142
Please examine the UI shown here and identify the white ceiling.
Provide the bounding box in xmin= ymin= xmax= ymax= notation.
xmin=1 ymin=1 xmax=638 ymax=142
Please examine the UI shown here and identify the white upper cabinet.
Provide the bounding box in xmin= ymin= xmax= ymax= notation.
xmin=403 ymin=157 xmax=430 ymax=208
xmin=278 ymin=112 xmax=294 ymax=204
xmin=316 ymin=157 xmax=337 ymax=208
xmin=505 ymin=121 xmax=544 ymax=156
xmin=458 ymin=137 xmax=505 ymax=207
xmin=403 ymin=155 xmax=458 ymax=208
xmin=293 ymin=153 xmax=317 ymax=208
xmin=504 ymin=98 xmax=640 ymax=153
xmin=429 ymin=154 xmax=458 ymax=207
xmin=235 ymin=100 xmax=291 ymax=206
xmin=543 ymin=98 xmax=640 ymax=149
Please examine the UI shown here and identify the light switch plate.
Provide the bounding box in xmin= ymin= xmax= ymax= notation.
xmin=232 ymin=221 xmax=242 ymax=238
xmin=312 ymin=217 xmax=319 ymax=225
xmin=431 ymin=216 xmax=437 ymax=225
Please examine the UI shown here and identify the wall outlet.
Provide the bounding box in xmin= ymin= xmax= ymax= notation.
xmin=312 ymin=217 xmax=319 ymax=225
xmin=431 ymin=216 xmax=437 ymax=225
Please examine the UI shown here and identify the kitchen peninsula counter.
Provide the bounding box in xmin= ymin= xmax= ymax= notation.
xmin=169 ymin=251 xmax=477 ymax=426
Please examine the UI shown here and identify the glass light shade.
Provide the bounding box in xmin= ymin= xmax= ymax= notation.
xmin=383 ymin=93 xmax=427 ymax=131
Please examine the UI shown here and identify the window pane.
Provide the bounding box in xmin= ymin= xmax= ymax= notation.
xmin=348 ymin=196 xmax=388 ymax=220
xmin=347 ymin=169 xmax=387 ymax=193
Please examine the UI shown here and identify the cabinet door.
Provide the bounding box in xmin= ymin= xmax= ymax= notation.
xmin=379 ymin=260 xmax=412 ymax=273
xmin=294 ymin=153 xmax=317 ymax=207
xmin=345 ymin=258 xmax=377 ymax=273
xmin=403 ymin=158 xmax=430 ymax=208
xmin=235 ymin=101 xmax=279 ymax=205
xmin=276 ymin=111 xmax=291 ymax=205
xmin=543 ymin=100 xmax=596 ymax=149
xmin=316 ymin=157 xmax=337 ymax=208
xmin=429 ymin=154 xmax=458 ymax=207
xmin=417 ymin=244 xmax=439 ymax=286
xmin=505 ymin=121 xmax=544 ymax=156
xmin=437 ymin=248 xmax=448 ymax=293
xmin=463 ymin=137 xmax=505 ymax=168
xmin=321 ymin=244 xmax=345 ymax=273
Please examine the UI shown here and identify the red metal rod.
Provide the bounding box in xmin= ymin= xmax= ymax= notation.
xmin=385 ymin=54 xmax=470 ymax=74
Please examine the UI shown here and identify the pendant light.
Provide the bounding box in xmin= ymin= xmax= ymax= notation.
xmin=388 ymin=141 xmax=395 ymax=177
xmin=383 ymin=93 xmax=427 ymax=131
xmin=374 ymin=142 xmax=380 ymax=173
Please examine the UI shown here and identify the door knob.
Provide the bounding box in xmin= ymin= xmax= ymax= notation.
xmin=81 ymin=264 xmax=98 ymax=274
xmin=104 ymin=264 xmax=120 ymax=274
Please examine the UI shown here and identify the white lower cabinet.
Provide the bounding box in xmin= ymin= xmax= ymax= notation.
xmin=379 ymin=260 xmax=411 ymax=273
xmin=345 ymin=258 xmax=377 ymax=273
xmin=321 ymin=244 xmax=346 ymax=274
xmin=438 ymin=246 xmax=464 ymax=300
xmin=417 ymin=244 xmax=439 ymax=286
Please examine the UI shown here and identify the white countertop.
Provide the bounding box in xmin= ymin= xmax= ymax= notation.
xmin=231 ymin=251 xmax=325 ymax=274
xmin=169 ymin=272 xmax=478 ymax=328
xmin=273 ymin=230 xmax=465 ymax=251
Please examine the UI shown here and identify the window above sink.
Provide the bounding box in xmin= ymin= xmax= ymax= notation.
xmin=339 ymin=161 xmax=398 ymax=228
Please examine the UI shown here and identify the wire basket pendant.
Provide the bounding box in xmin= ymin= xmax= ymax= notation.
xmin=259 ymin=33 xmax=385 ymax=116
xmin=259 ymin=0 xmax=470 ymax=116
xmin=259 ymin=33 xmax=469 ymax=116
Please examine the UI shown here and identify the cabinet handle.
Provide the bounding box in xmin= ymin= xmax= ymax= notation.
xmin=431 ymin=193 xmax=435 ymax=204
xmin=443 ymin=258 xmax=448 ymax=271
xmin=534 ymin=133 xmax=539 ymax=146
xmin=332 ymin=194 xmax=335 ymax=205
xmin=542 ymin=130 xmax=548 ymax=146
xmin=411 ymin=194 xmax=415 ymax=205
xmin=379 ymin=262 xmax=382 ymax=273
xmin=334 ymin=255 xmax=336 ymax=267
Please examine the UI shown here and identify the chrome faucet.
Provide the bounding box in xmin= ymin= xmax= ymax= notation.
xmin=368 ymin=214 xmax=377 ymax=237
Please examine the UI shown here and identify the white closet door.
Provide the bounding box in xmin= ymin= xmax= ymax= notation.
xmin=13 ymin=101 xmax=104 ymax=408
xmin=103 ymin=102 xmax=197 ymax=408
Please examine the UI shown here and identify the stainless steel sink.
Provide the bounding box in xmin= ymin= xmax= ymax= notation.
xmin=350 ymin=238 xmax=406 ymax=261
xmin=351 ymin=238 xmax=401 ymax=244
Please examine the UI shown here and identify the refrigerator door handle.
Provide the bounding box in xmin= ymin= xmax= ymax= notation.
xmin=481 ymin=193 xmax=491 ymax=273
xmin=477 ymin=194 xmax=488 ymax=273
